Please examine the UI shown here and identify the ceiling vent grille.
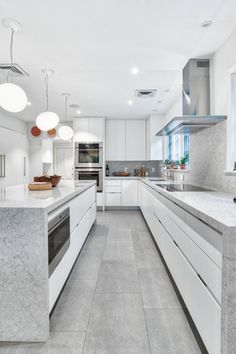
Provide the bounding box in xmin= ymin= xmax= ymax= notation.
xmin=0 ymin=63 xmax=29 ymax=77
xmin=135 ymin=89 xmax=156 ymax=98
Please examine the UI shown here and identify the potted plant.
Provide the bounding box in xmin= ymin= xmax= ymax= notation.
xmin=179 ymin=152 xmax=189 ymax=169
xmin=174 ymin=160 xmax=180 ymax=169
xmin=163 ymin=159 xmax=171 ymax=169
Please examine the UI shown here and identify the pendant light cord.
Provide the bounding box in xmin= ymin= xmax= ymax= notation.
xmin=44 ymin=73 xmax=49 ymax=111
xmin=64 ymin=95 xmax=69 ymax=123
xmin=7 ymin=28 xmax=14 ymax=82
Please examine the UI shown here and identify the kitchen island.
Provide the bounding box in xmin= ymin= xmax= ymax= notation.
xmin=0 ymin=180 xmax=96 ymax=342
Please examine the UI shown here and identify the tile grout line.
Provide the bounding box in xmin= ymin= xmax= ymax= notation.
xmin=81 ymin=220 xmax=108 ymax=354
xmin=131 ymin=223 xmax=153 ymax=354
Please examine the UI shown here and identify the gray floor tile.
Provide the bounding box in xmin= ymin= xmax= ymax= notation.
xmin=0 ymin=343 xmax=19 ymax=354
xmin=138 ymin=268 xmax=181 ymax=308
xmin=50 ymin=279 xmax=96 ymax=332
xmin=103 ymin=240 xmax=135 ymax=261
xmin=135 ymin=246 xmax=164 ymax=269
xmin=83 ymin=293 xmax=150 ymax=354
xmin=145 ymin=308 xmax=201 ymax=354
xmin=96 ymin=260 xmax=140 ymax=293
xmin=81 ymin=235 xmax=107 ymax=257
xmin=70 ymin=253 xmax=101 ymax=281
xmin=107 ymin=228 xmax=133 ymax=243
xmin=15 ymin=332 xmax=86 ymax=354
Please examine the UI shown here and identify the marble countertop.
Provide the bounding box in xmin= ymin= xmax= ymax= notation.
xmin=105 ymin=176 xmax=166 ymax=180
xmin=0 ymin=180 xmax=96 ymax=212
xmin=141 ymin=179 xmax=236 ymax=233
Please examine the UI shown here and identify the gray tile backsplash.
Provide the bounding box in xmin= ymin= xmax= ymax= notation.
xmin=106 ymin=161 xmax=163 ymax=177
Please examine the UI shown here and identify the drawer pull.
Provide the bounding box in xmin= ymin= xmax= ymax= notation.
xmin=173 ymin=240 xmax=179 ymax=248
xmin=197 ymin=273 xmax=208 ymax=288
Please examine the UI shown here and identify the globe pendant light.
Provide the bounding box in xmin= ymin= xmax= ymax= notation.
xmin=58 ymin=93 xmax=73 ymax=140
xmin=0 ymin=18 xmax=28 ymax=113
xmin=36 ymin=69 xmax=59 ymax=131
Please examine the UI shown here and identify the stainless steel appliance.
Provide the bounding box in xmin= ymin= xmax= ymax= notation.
xmin=74 ymin=168 xmax=103 ymax=192
xmin=75 ymin=142 xmax=103 ymax=168
xmin=156 ymin=59 xmax=226 ymax=136
xmin=48 ymin=208 xmax=70 ymax=276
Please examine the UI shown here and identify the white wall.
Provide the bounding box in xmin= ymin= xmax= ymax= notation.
xmin=165 ymin=28 xmax=236 ymax=193
xmin=0 ymin=111 xmax=27 ymax=135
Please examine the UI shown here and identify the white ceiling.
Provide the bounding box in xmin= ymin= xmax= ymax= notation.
xmin=1 ymin=0 xmax=236 ymax=122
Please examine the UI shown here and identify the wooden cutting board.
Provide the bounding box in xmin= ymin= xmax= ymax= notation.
xmin=28 ymin=182 xmax=52 ymax=191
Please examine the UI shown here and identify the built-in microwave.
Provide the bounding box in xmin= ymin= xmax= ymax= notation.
xmin=74 ymin=142 xmax=103 ymax=168
xmin=74 ymin=168 xmax=103 ymax=192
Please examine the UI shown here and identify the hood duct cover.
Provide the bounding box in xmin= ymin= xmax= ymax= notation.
xmin=156 ymin=59 xmax=226 ymax=136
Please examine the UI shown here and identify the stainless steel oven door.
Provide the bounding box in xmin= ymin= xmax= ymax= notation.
xmin=75 ymin=168 xmax=103 ymax=192
xmin=48 ymin=208 xmax=70 ymax=277
xmin=74 ymin=142 xmax=103 ymax=168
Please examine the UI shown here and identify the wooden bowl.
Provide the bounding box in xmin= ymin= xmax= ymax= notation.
xmin=28 ymin=182 xmax=52 ymax=191
xmin=34 ymin=175 xmax=61 ymax=187
xmin=113 ymin=172 xmax=130 ymax=177
xmin=50 ymin=175 xmax=61 ymax=187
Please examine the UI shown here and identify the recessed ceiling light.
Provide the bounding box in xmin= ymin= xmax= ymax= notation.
xmin=128 ymin=100 xmax=133 ymax=105
xmin=77 ymin=110 xmax=81 ymax=114
xmin=27 ymin=101 xmax=31 ymax=106
xmin=201 ymin=20 xmax=213 ymax=28
xmin=131 ymin=67 xmax=139 ymax=75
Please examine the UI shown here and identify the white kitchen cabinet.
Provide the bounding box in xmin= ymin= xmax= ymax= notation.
xmin=125 ymin=120 xmax=146 ymax=160
xmin=42 ymin=138 xmax=53 ymax=164
xmin=104 ymin=179 xmax=122 ymax=206
xmin=106 ymin=120 xmax=126 ymax=160
xmin=74 ymin=117 xmax=104 ymax=142
xmin=122 ymin=180 xmax=138 ymax=206
xmin=104 ymin=179 xmax=138 ymax=207
xmin=147 ymin=115 xmax=165 ymax=160
xmin=0 ymin=126 xmax=29 ymax=187
xmin=138 ymin=180 xmax=222 ymax=354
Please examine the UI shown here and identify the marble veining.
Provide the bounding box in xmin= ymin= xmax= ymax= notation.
xmin=0 ymin=208 xmax=48 ymax=341
xmin=0 ymin=180 xmax=96 ymax=212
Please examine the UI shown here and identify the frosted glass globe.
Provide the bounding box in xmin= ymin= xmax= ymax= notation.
xmin=58 ymin=125 xmax=73 ymax=140
xmin=0 ymin=82 xmax=28 ymax=112
xmin=36 ymin=111 xmax=59 ymax=131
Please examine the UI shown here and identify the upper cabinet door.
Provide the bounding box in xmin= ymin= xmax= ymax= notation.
xmin=73 ymin=118 xmax=89 ymax=142
xmin=125 ymin=120 xmax=146 ymax=160
xmin=106 ymin=120 xmax=125 ymax=160
xmin=88 ymin=118 xmax=103 ymax=142
xmin=73 ymin=118 xmax=104 ymax=142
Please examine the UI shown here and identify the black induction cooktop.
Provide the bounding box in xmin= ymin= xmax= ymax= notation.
xmin=156 ymin=183 xmax=213 ymax=192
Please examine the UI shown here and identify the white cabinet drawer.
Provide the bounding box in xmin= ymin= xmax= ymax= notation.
xmin=122 ymin=180 xmax=138 ymax=206
xmin=162 ymin=214 xmax=222 ymax=303
xmin=155 ymin=217 xmax=221 ymax=354
xmin=70 ymin=185 xmax=96 ymax=232
xmin=105 ymin=185 xmax=122 ymax=193
xmin=49 ymin=202 xmax=96 ymax=312
xmin=105 ymin=193 xmax=121 ymax=206
xmin=185 ymin=213 xmax=222 ymax=266
xmin=105 ymin=179 xmax=122 ymax=186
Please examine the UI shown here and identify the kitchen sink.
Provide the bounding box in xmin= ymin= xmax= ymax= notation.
xmin=156 ymin=183 xmax=213 ymax=192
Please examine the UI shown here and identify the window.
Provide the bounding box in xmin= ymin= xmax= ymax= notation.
xmin=168 ymin=136 xmax=172 ymax=160
xmin=167 ymin=135 xmax=190 ymax=164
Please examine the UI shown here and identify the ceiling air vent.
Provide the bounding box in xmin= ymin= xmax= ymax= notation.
xmin=0 ymin=63 xmax=29 ymax=77
xmin=135 ymin=89 xmax=156 ymax=98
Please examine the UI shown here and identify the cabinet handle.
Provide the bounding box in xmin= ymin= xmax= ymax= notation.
xmin=197 ymin=273 xmax=208 ymax=288
xmin=23 ymin=156 xmax=26 ymax=176
xmin=0 ymin=155 xmax=2 ymax=178
xmin=173 ymin=240 xmax=179 ymax=248
xmin=2 ymin=155 xmax=5 ymax=178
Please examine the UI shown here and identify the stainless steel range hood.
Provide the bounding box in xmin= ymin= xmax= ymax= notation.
xmin=156 ymin=59 xmax=226 ymax=136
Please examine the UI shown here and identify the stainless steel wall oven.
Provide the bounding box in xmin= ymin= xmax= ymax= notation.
xmin=74 ymin=168 xmax=103 ymax=192
xmin=74 ymin=142 xmax=103 ymax=168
